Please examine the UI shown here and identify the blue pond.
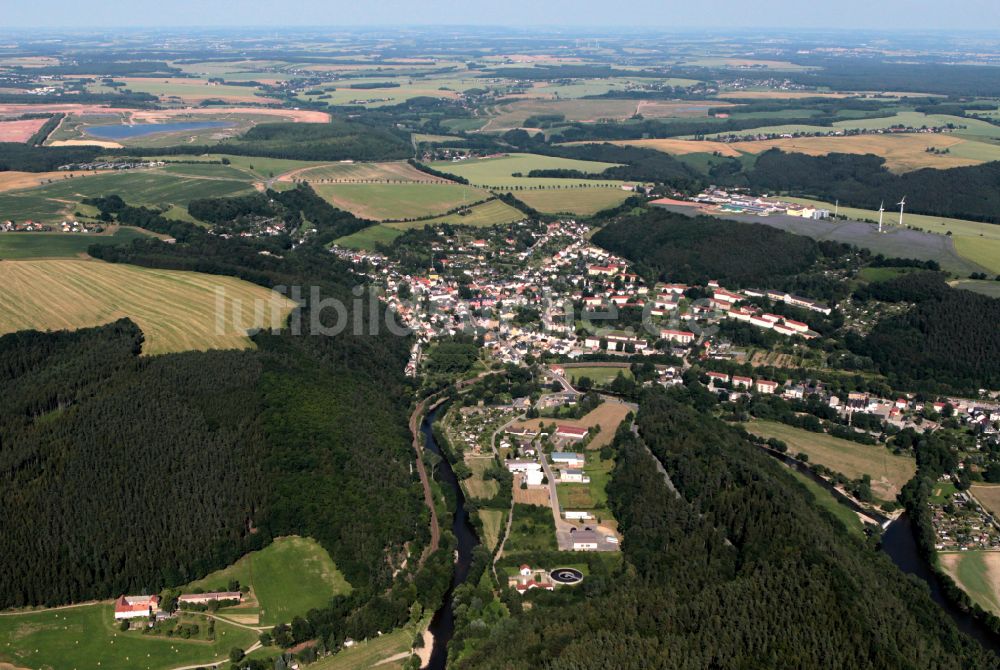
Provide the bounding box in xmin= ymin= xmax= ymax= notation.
xmin=85 ymin=121 xmax=230 ymax=140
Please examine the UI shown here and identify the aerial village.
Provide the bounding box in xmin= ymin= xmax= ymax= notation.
xmin=328 ymin=215 xmax=1000 ymax=570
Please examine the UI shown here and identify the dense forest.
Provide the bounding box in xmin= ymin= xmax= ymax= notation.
xmin=1 ymin=188 xmax=430 ymax=618
xmin=849 ymin=272 xmax=1000 ymax=393
xmin=592 ymin=209 xmax=820 ymax=286
xmin=457 ymin=390 xmax=997 ymax=669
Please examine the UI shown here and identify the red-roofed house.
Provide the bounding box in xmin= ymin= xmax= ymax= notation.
xmin=114 ymin=595 xmax=160 ymax=620
xmin=660 ymin=329 xmax=695 ymax=344
xmin=732 ymin=375 xmax=753 ymax=389
xmin=706 ymin=371 xmax=730 ymax=384
xmin=555 ymin=426 xmax=589 ymax=441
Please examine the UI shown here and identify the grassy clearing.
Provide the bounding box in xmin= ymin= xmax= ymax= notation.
xmin=514 ymin=187 xmax=631 ymax=215
xmin=743 ymin=420 xmax=915 ymax=502
xmin=312 ymin=183 xmax=489 ymax=221
xmin=308 ymin=619 xmax=426 ymax=670
xmin=463 ymin=456 xmax=500 ymax=500
xmin=0 ymin=227 xmax=154 ymax=259
xmin=183 ymin=536 xmax=350 ymax=627
xmin=939 ymin=551 xmax=1000 ymax=615
xmin=0 ymin=259 xmax=295 ymax=355
xmin=146 ymin=154 xmax=329 ymax=180
xmin=505 ymin=503 xmax=558 ymax=553
xmin=787 ymin=468 xmax=865 ymax=538
xmin=332 ymin=224 xmax=403 ymax=250
xmin=479 ymin=509 xmax=505 ymax=553
xmin=386 ymin=199 xmax=525 ymax=229
xmin=565 ymin=365 xmax=633 ymax=386
xmin=428 ymin=153 xmax=622 ymax=188
xmin=0 ymin=603 xmax=257 ymax=670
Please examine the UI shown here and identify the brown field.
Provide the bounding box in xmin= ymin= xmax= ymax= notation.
xmin=47 ymin=139 xmax=124 ymax=149
xmin=512 ymin=474 xmax=552 ymax=506
xmin=0 ymin=118 xmax=47 ymax=142
xmin=510 ymin=398 xmax=632 ymax=450
xmin=0 ymin=104 xmax=329 ymax=124
xmin=972 ymin=485 xmax=1000 ymax=519
xmin=718 ymin=91 xmax=852 ymax=100
xmin=568 ymin=137 xmax=742 ymax=157
xmin=281 ymin=161 xmax=450 ymax=184
xmin=939 ymin=551 xmax=1000 ymax=614
xmin=730 ymin=133 xmax=981 ymax=172
xmin=0 ymin=170 xmax=102 ymax=193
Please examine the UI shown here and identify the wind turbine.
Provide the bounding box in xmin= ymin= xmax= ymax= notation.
xmin=897 ymin=196 xmax=906 ymax=228
xmin=878 ymin=201 xmax=885 ymax=234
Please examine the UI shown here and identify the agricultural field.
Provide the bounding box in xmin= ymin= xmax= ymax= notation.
xmin=515 ymin=186 xmax=631 ymax=215
xmin=0 ymin=168 xmax=255 ymax=223
xmin=0 ymin=116 xmax=47 ymax=141
xmin=971 ymin=485 xmax=1000 ymax=520
xmin=478 ymin=509 xmax=506 ymax=553
xmin=787 ymin=468 xmax=866 ymax=538
xmin=717 ymin=90 xmax=852 ymax=99
xmin=0 ymin=169 xmax=108 ymax=194
xmin=743 ymin=420 xmax=916 ymax=502
xmin=783 ymin=197 xmax=1000 ymax=275
xmin=0 ymin=227 xmax=154 ymax=259
xmin=0 ymin=603 xmax=257 ymax=670
xmin=0 ymin=259 xmax=295 ymax=355
xmin=682 ymin=57 xmax=816 ymax=70
xmin=571 ymin=137 xmax=742 ymax=157
xmin=184 ymin=536 xmax=350 ymax=626
xmin=287 ymin=161 xmax=449 ymax=183
xmin=332 ymin=224 xmax=404 ymax=250
xmin=939 ymin=551 xmax=1000 ymax=615
xmin=428 ymin=153 xmax=622 ymax=188
xmin=481 ymin=99 xmax=646 ymax=132
xmin=728 ymin=133 xmax=1000 ymax=172
xmin=148 ymin=154 xmax=330 ymax=180
xmin=387 ymin=198 xmax=525 ymax=229
xmin=294 ymin=80 xmax=461 ymax=107
xmin=88 ymin=77 xmax=275 ymax=104
xmin=312 ymin=182 xmax=489 ymax=220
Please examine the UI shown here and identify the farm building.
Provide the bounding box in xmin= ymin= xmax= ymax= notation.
xmin=560 ymin=468 xmax=590 ymax=484
xmin=178 ymin=591 xmax=243 ymax=605
xmin=114 ymin=594 xmax=161 ymax=620
xmin=551 ymin=451 xmax=586 ymax=467
xmin=555 ymin=426 xmax=589 ymax=442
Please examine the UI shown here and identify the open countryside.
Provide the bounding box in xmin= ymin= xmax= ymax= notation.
xmin=0 ymin=260 xmax=295 ymax=355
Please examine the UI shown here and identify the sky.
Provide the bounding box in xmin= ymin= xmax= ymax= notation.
xmin=2 ymin=0 xmax=999 ymax=31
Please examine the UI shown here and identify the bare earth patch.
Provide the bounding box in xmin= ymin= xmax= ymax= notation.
xmin=0 ymin=118 xmax=47 ymax=142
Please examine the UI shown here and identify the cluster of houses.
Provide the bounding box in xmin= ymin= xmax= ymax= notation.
xmin=1 ymin=219 xmax=106 ymax=234
xmin=56 ymin=160 xmax=165 ymax=171
xmin=113 ymin=591 xmax=243 ymax=621
xmin=931 ymin=489 xmax=1000 ymax=552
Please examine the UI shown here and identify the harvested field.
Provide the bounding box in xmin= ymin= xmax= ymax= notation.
xmin=0 ymin=117 xmax=47 ymax=142
xmin=566 ymin=137 xmax=742 ymax=157
xmin=88 ymin=77 xmax=277 ymax=104
xmin=718 ymin=91 xmax=852 ymax=100
xmin=48 ymin=138 xmax=123 ymax=149
xmin=387 ymin=199 xmax=524 ymax=229
xmin=972 ymin=485 xmax=1000 ymax=520
xmin=0 ymin=259 xmax=295 ymax=355
xmin=636 ymin=100 xmax=734 ymax=117
xmin=285 ymin=161 xmax=450 ymax=184
xmin=744 ymin=420 xmax=915 ymax=502
xmin=729 ymin=133 xmax=993 ymax=172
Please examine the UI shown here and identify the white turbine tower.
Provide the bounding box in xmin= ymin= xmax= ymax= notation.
xmin=878 ymin=201 xmax=885 ymax=233
xmin=897 ymin=196 xmax=906 ymax=228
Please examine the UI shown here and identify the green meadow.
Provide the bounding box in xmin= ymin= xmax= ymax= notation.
xmin=183 ymin=536 xmax=351 ymax=626
xmin=313 ymin=182 xmax=490 ymax=221
xmin=429 ymin=153 xmax=622 ymax=188
xmin=0 ymin=604 xmax=257 ymax=670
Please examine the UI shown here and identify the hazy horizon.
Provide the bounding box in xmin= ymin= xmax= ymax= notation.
xmin=4 ymin=0 xmax=1000 ymax=31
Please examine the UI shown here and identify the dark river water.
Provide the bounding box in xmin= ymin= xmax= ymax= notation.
xmin=422 ymin=407 xmax=481 ymax=670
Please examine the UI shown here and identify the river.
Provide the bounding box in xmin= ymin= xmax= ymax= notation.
xmin=421 ymin=407 xmax=481 ymax=670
